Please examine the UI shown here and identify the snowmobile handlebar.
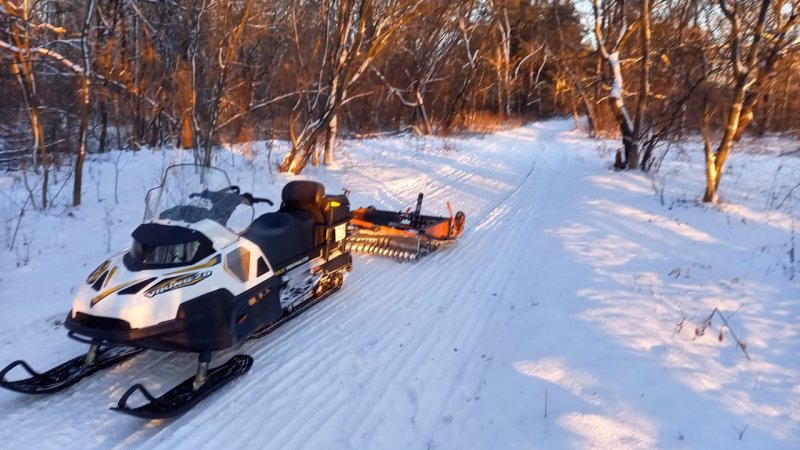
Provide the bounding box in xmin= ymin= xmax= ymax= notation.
xmin=240 ymin=193 xmax=273 ymax=206
xmin=189 ymin=187 xmax=273 ymax=208
xmin=189 ymin=185 xmax=241 ymax=200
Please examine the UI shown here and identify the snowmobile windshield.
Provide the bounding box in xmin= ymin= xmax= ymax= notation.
xmin=131 ymin=240 xmax=203 ymax=265
xmin=143 ymin=164 xmax=254 ymax=233
xmin=125 ymin=222 xmax=216 ymax=270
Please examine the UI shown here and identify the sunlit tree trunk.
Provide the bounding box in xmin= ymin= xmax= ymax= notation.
xmin=703 ymin=0 xmax=771 ymax=202
xmin=74 ymin=0 xmax=97 ymax=207
xmin=324 ymin=114 xmax=337 ymax=166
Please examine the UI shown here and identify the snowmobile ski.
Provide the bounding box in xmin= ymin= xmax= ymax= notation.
xmin=111 ymin=354 xmax=253 ymax=419
xmin=0 ymin=346 xmax=144 ymax=395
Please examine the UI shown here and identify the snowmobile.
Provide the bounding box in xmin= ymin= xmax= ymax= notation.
xmin=0 ymin=164 xmax=352 ymax=419
xmin=347 ymin=193 xmax=465 ymax=261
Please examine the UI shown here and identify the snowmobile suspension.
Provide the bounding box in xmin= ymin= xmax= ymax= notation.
xmin=193 ymin=351 xmax=212 ymax=391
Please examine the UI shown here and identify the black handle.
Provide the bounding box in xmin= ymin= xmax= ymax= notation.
xmin=251 ymin=197 xmax=274 ymax=206
xmin=241 ymin=193 xmax=273 ymax=206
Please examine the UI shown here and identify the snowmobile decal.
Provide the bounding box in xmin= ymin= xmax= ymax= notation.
xmin=86 ymin=260 xmax=110 ymax=285
xmin=284 ymin=256 xmax=309 ymax=272
xmin=103 ymin=266 xmax=118 ymax=288
xmin=166 ymin=255 xmax=221 ymax=276
xmin=144 ymin=271 xmax=212 ymax=298
xmin=90 ymin=279 xmax=148 ymax=307
xmin=273 ymin=249 xmax=322 ymax=276
xmin=90 ymin=271 xmax=109 ymax=291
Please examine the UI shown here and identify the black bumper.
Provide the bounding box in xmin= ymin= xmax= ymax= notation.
xmin=65 ymin=289 xmax=238 ymax=353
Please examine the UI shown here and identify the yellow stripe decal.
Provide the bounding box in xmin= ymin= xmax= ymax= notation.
xmin=165 ymin=255 xmax=221 ymax=276
xmin=90 ymin=279 xmax=142 ymax=307
xmin=103 ymin=266 xmax=118 ymax=288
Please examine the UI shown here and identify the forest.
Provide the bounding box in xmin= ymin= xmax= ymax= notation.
xmin=1 ymin=0 xmax=799 ymax=206
xmin=1 ymin=2 xmax=800 ymax=446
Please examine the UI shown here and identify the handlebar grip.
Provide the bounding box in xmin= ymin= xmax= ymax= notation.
xmin=251 ymin=197 xmax=274 ymax=206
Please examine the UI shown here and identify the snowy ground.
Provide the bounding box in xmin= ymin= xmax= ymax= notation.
xmin=0 ymin=120 xmax=798 ymax=449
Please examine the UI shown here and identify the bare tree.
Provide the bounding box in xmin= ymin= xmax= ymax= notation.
xmin=592 ymin=0 xmax=641 ymax=169
xmin=632 ymin=0 xmax=651 ymax=167
xmin=199 ymin=0 xmax=254 ymax=167
xmin=279 ymin=0 xmax=423 ymax=174
xmin=702 ymin=0 xmax=771 ymax=202
xmin=74 ymin=0 xmax=97 ymax=207
xmin=732 ymin=0 xmax=800 ymax=140
xmin=0 ymin=0 xmax=63 ymax=208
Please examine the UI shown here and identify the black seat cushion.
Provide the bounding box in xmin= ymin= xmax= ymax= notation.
xmin=242 ymin=212 xmax=314 ymax=267
xmin=282 ymin=181 xmax=324 ymax=205
xmin=281 ymin=181 xmax=325 ymax=224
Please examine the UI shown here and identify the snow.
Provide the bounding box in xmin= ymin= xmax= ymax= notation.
xmin=1 ymin=120 xmax=799 ymax=449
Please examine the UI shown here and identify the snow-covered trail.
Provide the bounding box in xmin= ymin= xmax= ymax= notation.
xmin=0 ymin=122 xmax=563 ymax=449
xmin=138 ymin=123 xmax=569 ymax=450
xmin=1 ymin=120 xmax=798 ymax=449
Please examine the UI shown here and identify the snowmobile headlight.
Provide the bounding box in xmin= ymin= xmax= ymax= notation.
xmin=86 ymin=260 xmax=110 ymax=285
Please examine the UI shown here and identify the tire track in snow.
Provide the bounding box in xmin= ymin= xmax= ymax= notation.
xmin=350 ymin=128 xmax=567 ymax=447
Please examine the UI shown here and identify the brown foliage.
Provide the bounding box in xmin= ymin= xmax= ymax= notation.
xmin=0 ymin=0 xmax=797 ymax=181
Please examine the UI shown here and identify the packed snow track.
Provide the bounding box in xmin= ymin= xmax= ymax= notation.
xmin=1 ymin=120 xmax=798 ymax=449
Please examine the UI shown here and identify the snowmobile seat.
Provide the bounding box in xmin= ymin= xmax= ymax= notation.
xmin=242 ymin=212 xmax=314 ymax=267
xmin=280 ymin=181 xmax=326 ymax=224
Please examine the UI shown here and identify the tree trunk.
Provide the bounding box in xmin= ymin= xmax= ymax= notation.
xmin=633 ymin=0 xmax=651 ymax=170
xmin=704 ymin=0 xmax=771 ymax=201
xmin=74 ymin=0 xmax=97 ymax=207
xmin=592 ymin=0 xmax=638 ymax=170
xmin=99 ymin=101 xmax=108 ymax=153
xmin=415 ymin=90 xmax=432 ymax=135
xmin=74 ymin=74 xmax=90 ymax=207
xmin=324 ymin=114 xmax=337 ymax=166
xmin=606 ymin=52 xmax=638 ymax=169
xmin=702 ymin=100 xmax=717 ymax=203
xmin=6 ymin=5 xmax=49 ymax=208
xmin=181 ymin=112 xmax=194 ymax=149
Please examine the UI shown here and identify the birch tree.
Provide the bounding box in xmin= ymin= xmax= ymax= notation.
xmin=592 ymin=0 xmax=640 ymax=169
